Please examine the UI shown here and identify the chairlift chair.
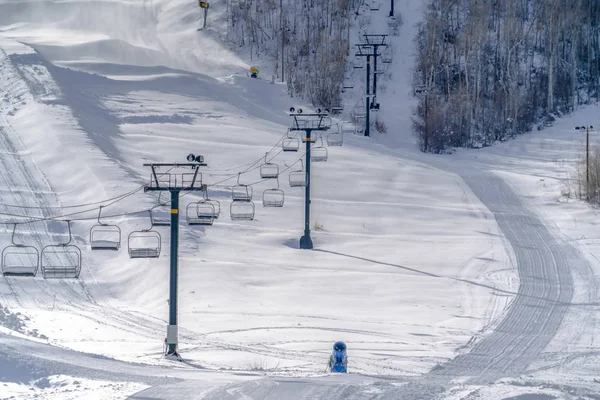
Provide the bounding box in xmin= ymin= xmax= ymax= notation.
xmin=260 ymin=153 xmax=279 ymax=179
xmin=89 ymin=206 xmax=121 ymax=251
xmin=2 ymin=224 xmax=39 ymax=277
xmin=331 ymin=106 xmax=343 ymax=115
xmin=327 ymin=131 xmax=344 ymax=147
xmin=289 ymin=160 xmax=307 ymax=188
xmin=340 ymin=122 xmax=356 ymax=135
xmin=40 ymin=221 xmax=82 ymax=279
xmin=282 ymin=131 xmax=300 ymax=152
xmin=151 ymin=192 xmax=171 ymax=227
xmin=232 ymin=173 xmax=253 ymax=201
xmin=128 ymin=211 xmax=162 ymax=259
xmin=186 ymin=202 xmax=215 ymax=226
xmin=353 ymin=58 xmax=364 ymax=69
xmin=204 ymin=187 xmax=221 ymax=219
xmin=370 ymin=3 xmax=380 ymax=11
xmin=262 ymin=177 xmax=285 ymax=207
xmin=311 ymin=136 xmax=328 ymax=162
xmin=382 ymin=51 xmax=393 ymax=64
xmin=230 ymin=200 xmax=255 ymax=221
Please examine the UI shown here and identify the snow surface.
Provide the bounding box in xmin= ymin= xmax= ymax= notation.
xmin=0 ymin=0 xmax=598 ymax=399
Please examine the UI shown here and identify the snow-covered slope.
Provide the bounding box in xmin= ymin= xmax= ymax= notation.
xmin=1 ymin=0 xmax=598 ymax=399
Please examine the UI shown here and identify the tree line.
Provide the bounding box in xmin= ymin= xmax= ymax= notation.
xmin=413 ymin=0 xmax=600 ymax=153
xmin=225 ymin=0 xmax=366 ymax=110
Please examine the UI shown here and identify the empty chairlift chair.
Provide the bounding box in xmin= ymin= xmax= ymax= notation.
xmin=40 ymin=220 xmax=82 ymax=279
xmin=2 ymin=224 xmax=39 ymax=277
xmin=230 ymin=200 xmax=255 ymax=220
xmin=230 ymin=173 xmax=255 ymax=221
xmin=340 ymin=122 xmax=356 ymax=135
xmin=327 ymin=125 xmax=344 ymax=147
xmin=368 ymin=1 xmax=380 ymax=10
xmin=151 ymin=192 xmax=171 ymax=227
xmin=128 ymin=211 xmax=161 ymax=259
xmin=187 ymin=201 xmax=215 ymax=226
xmin=282 ymin=131 xmax=300 ymax=152
xmin=289 ymin=159 xmax=307 ymax=188
xmin=262 ymin=177 xmax=285 ymax=207
xmin=382 ymin=50 xmax=393 ymax=64
xmin=232 ymin=173 xmax=253 ymax=201
xmin=204 ymin=187 xmax=221 ymax=219
xmin=311 ymin=136 xmax=328 ymax=162
xmin=89 ymin=206 xmax=121 ymax=251
xmin=260 ymin=153 xmax=279 ymax=179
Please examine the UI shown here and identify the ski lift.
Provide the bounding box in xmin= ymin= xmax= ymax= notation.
xmin=186 ymin=201 xmax=215 ymax=225
xmin=151 ymin=192 xmax=171 ymax=227
xmin=382 ymin=51 xmax=392 ymax=64
xmin=282 ymin=131 xmax=300 ymax=152
xmin=230 ymin=200 xmax=255 ymax=221
xmin=2 ymin=224 xmax=39 ymax=277
xmin=341 ymin=80 xmax=355 ymax=93
xmin=203 ymin=187 xmax=221 ymax=219
xmin=368 ymin=1 xmax=380 ymax=10
xmin=311 ymin=136 xmax=328 ymax=162
xmin=353 ymin=104 xmax=366 ymax=118
xmin=353 ymin=58 xmax=364 ymax=69
xmin=331 ymin=106 xmax=343 ymax=115
xmin=89 ymin=206 xmax=121 ymax=251
xmin=327 ymin=131 xmax=344 ymax=147
xmin=262 ymin=177 xmax=285 ymax=207
xmin=260 ymin=153 xmax=279 ymax=179
xmin=40 ymin=220 xmax=82 ymax=279
xmin=232 ymin=173 xmax=253 ymax=201
xmin=128 ymin=211 xmax=161 ymax=259
xmin=289 ymin=160 xmax=307 ymax=187
xmin=340 ymin=122 xmax=356 ymax=134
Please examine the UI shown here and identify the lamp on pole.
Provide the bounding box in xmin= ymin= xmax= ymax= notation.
xmin=576 ymin=125 xmax=594 ymax=198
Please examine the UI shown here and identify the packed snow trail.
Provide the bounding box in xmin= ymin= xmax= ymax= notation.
xmin=378 ymin=170 xmax=577 ymax=398
xmin=130 ymin=170 xmax=580 ymax=399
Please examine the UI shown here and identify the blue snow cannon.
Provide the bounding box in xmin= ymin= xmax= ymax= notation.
xmin=328 ymin=341 xmax=348 ymax=373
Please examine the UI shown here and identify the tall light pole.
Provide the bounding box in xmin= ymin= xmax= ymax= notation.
xmin=576 ymin=125 xmax=594 ymax=198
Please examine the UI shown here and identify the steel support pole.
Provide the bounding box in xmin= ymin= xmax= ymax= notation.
xmin=166 ymin=190 xmax=180 ymax=356
xmin=587 ymin=127 xmax=590 ymax=197
xmin=389 ymin=0 xmax=394 ymax=17
xmin=299 ymin=129 xmax=313 ymax=249
xmin=373 ymin=49 xmax=378 ymax=106
xmin=365 ymin=55 xmax=371 ymax=137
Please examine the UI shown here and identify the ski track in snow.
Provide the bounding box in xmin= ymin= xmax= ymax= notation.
xmin=1 ymin=1 xmax=599 ymax=399
xmin=146 ymin=170 xmax=583 ymax=399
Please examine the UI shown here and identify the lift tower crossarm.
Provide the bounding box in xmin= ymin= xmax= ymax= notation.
xmin=142 ymin=161 xmax=207 ymax=361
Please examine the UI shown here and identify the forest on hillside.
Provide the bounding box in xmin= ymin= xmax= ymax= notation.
xmin=413 ymin=0 xmax=600 ymax=153
xmin=225 ymin=0 xmax=359 ymax=110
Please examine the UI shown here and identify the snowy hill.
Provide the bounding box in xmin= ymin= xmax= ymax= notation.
xmin=0 ymin=1 xmax=599 ymax=399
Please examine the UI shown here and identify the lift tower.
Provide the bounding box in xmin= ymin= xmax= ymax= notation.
xmin=288 ymin=109 xmax=331 ymax=249
xmin=143 ymin=158 xmax=207 ymax=360
xmin=355 ymin=34 xmax=387 ymax=137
